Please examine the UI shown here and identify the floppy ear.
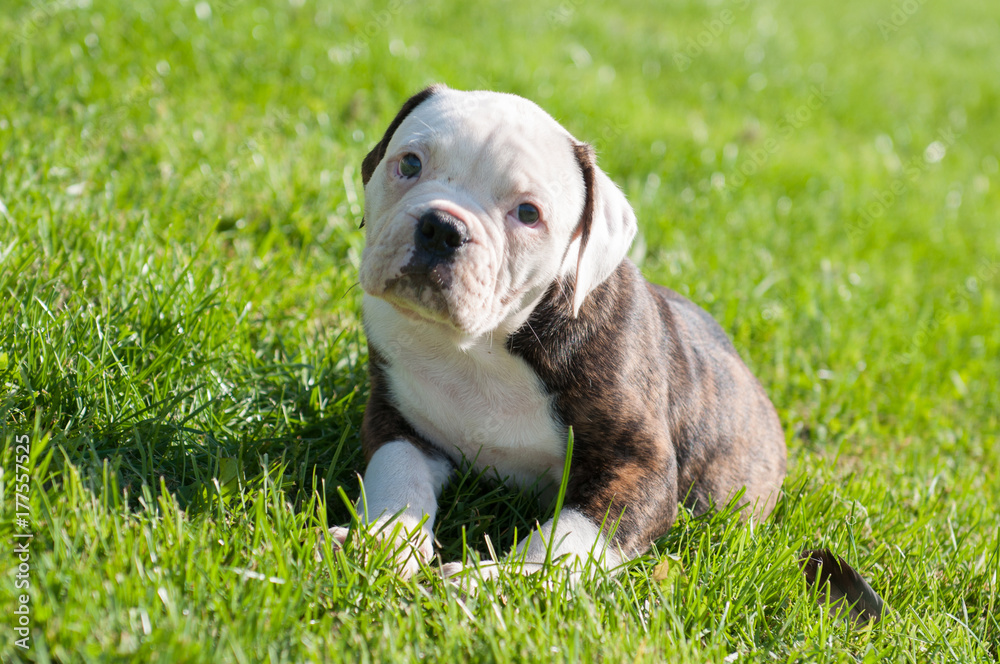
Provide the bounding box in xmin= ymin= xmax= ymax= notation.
xmin=570 ymin=142 xmax=638 ymax=316
xmin=360 ymin=84 xmax=445 ymax=226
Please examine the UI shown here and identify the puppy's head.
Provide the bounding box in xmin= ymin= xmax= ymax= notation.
xmin=359 ymin=85 xmax=636 ymax=338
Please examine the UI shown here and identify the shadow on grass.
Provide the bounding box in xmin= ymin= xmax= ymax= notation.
xmin=2 ymin=346 xmax=367 ymax=520
xmin=4 ymin=366 xmax=551 ymax=567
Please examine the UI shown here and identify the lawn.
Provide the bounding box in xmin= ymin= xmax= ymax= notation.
xmin=1 ymin=0 xmax=998 ymax=661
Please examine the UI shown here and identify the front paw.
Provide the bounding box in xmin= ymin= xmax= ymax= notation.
xmin=440 ymin=558 xmax=560 ymax=598
xmin=328 ymin=518 xmax=434 ymax=580
xmin=440 ymin=560 xmax=494 ymax=597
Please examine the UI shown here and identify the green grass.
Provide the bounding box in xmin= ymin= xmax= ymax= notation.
xmin=1 ymin=0 xmax=998 ymax=661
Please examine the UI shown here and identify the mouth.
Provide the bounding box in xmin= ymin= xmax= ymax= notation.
xmin=378 ymin=272 xmax=455 ymax=325
xmin=384 ymin=293 xmax=441 ymax=321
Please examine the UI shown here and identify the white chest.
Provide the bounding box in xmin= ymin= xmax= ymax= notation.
xmin=365 ymin=297 xmax=566 ymax=489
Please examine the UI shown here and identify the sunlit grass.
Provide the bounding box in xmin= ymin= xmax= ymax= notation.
xmin=1 ymin=0 xmax=998 ymax=661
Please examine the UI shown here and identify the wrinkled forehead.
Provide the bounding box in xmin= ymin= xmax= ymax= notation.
xmin=388 ymin=90 xmax=584 ymax=201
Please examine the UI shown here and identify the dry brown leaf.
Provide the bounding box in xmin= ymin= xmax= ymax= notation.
xmin=800 ymin=548 xmax=885 ymax=625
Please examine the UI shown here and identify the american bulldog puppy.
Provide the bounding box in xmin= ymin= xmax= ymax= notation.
xmin=332 ymin=85 xmax=786 ymax=581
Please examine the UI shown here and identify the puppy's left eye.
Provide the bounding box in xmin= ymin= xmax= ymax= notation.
xmin=398 ymin=153 xmax=422 ymax=178
xmin=516 ymin=203 xmax=540 ymax=225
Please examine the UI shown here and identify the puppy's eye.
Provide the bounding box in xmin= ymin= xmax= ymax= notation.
xmin=516 ymin=203 xmax=540 ymax=225
xmin=398 ymin=153 xmax=422 ymax=178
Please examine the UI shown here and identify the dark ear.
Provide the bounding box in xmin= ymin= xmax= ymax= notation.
xmin=571 ymin=142 xmax=597 ymax=255
xmin=569 ymin=141 xmax=637 ymax=316
xmin=361 ymin=84 xmax=444 ymax=187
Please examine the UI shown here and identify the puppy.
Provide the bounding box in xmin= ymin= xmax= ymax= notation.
xmin=333 ymin=85 xmax=786 ymax=580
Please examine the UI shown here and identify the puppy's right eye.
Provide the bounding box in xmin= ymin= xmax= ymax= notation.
xmin=398 ymin=153 xmax=422 ymax=178
xmin=516 ymin=203 xmax=540 ymax=225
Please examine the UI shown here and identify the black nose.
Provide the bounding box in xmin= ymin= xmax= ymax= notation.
xmin=416 ymin=210 xmax=469 ymax=258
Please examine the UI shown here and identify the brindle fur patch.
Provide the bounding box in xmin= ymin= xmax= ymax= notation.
xmin=506 ymin=261 xmax=786 ymax=557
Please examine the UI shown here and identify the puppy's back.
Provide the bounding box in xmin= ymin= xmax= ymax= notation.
xmin=647 ymin=281 xmax=786 ymax=519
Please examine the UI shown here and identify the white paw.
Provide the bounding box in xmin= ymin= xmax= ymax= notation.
xmin=328 ymin=526 xmax=350 ymax=548
xmin=327 ymin=520 xmax=434 ymax=580
xmin=441 ymin=555 xmax=587 ymax=599
xmin=439 ymin=561 xmax=467 ymax=578
xmin=440 ymin=560 xmax=493 ymax=596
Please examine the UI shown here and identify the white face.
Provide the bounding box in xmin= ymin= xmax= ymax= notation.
xmin=359 ymin=89 xmax=588 ymax=339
